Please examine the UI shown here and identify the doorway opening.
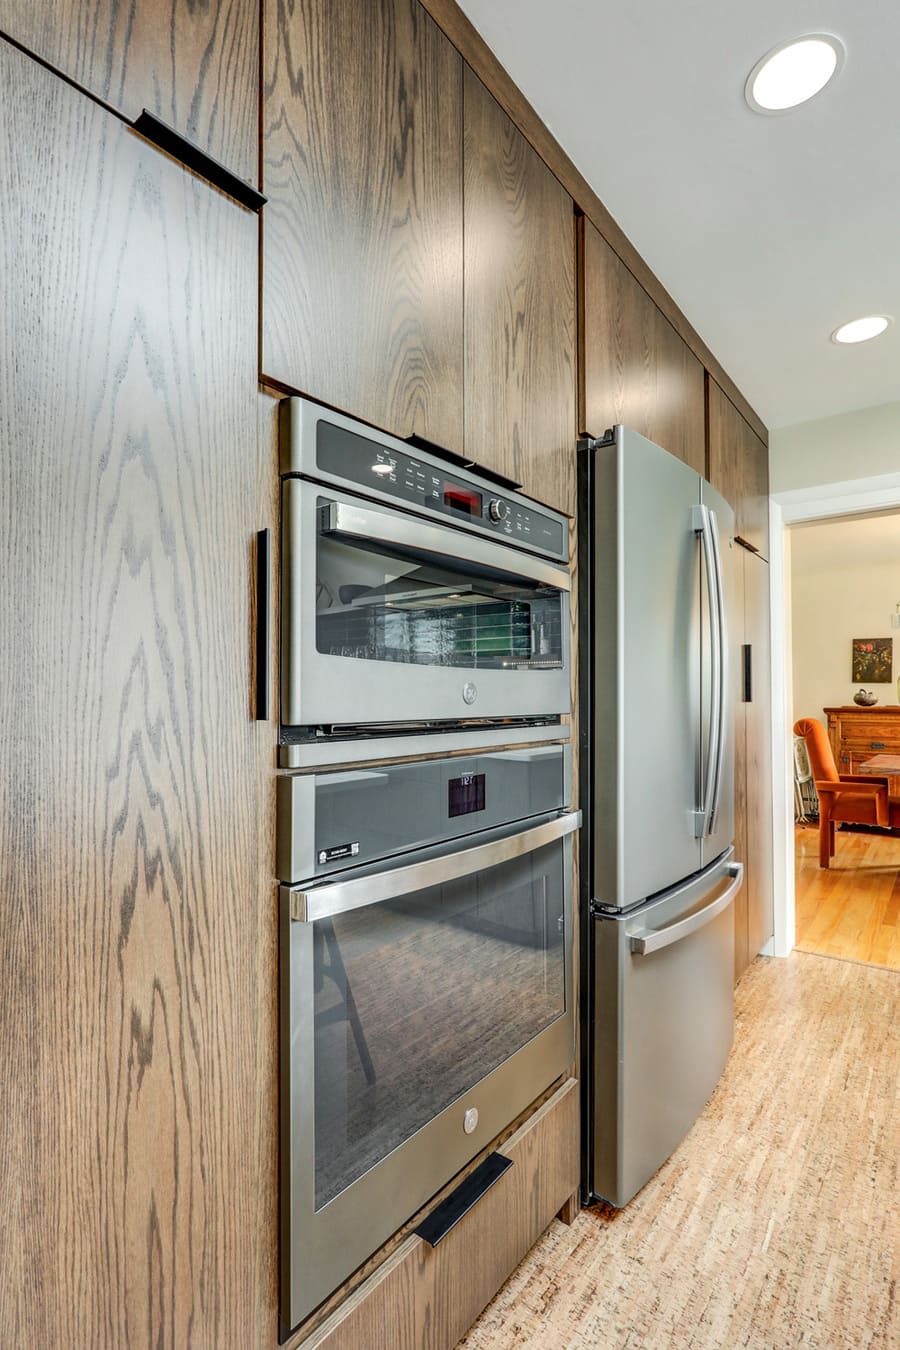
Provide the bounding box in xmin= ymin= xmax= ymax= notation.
xmin=770 ymin=479 xmax=900 ymax=973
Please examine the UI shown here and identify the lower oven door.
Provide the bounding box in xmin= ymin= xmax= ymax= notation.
xmin=280 ymin=809 xmax=579 ymax=1332
xmin=281 ymin=478 xmax=571 ymax=732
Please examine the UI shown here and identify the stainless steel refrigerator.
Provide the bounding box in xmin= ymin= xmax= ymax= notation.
xmin=578 ymin=426 xmax=744 ymax=1208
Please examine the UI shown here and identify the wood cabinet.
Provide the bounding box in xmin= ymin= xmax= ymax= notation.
xmin=733 ymin=546 xmax=774 ymax=981
xmin=463 ymin=69 xmax=577 ymax=515
xmin=825 ymin=706 xmax=900 ymax=795
xmin=298 ymin=1080 xmax=579 ymax=1350
xmin=262 ymin=0 xmax=464 ymax=455
xmin=0 ymin=40 xmax=275 ymax=1344
xmin=0 ymin=0 xmax=258 ymax=182
xmin=581 ymin=218 xmax=705 ymax=475
xmin=708 ymin=378 xmax=769 ymax=559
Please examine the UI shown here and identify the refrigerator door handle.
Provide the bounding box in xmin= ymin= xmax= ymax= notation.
xmin=706 ymin=508 xmax=728 ymax=835
xmin=691 ymin=505 xmax=722 ymax=838
xmin=629 ymin=863 xmax=743 ymax=955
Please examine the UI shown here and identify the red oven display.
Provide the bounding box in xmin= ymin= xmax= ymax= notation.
xmin=443 ymin=483 xmax=482 ymax=516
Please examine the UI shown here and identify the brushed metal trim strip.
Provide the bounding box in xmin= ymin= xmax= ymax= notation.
xmin=321 ymin=499 xmax=571 ymax=591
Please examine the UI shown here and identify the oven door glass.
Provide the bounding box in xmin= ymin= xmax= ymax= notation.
xmin=310 ymin=832 xmax=568 ymax=1210
xmin=315 ymin=496 xmax=565 ymax=672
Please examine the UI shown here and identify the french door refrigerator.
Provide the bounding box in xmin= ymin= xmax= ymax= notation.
xmin=578 ymin=426 xmax=744 ymax=1207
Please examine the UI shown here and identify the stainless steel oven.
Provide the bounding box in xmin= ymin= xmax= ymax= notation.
xmin=278 ymin=745 xmax=578 ymax=1331
xmin=279 ymin=398 xmax=571 ymax=764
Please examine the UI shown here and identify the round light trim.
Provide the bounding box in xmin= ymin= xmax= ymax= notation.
xmin=831 ymin=315 xmax=892 ymax=345
xmin=745 ymin=35 xmax=844 ymax=114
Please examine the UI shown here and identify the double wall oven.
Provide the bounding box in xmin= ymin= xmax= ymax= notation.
xmin=276 ymin=399 xmax=578 ymax=1333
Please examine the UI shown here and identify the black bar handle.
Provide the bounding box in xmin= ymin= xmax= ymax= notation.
xmin=742 ymin=643 xmax=752 ymax=703
xmin=132 ymin=110 xmax=266 ymax=212
xmin=255 ymin=529 xmax=271 ymax=720
xmin=414 ymin=1151 xmax=513 ymax=1247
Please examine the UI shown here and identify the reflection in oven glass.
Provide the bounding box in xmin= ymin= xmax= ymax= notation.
xmin=316 ymin=535 xmax=563 ymax=671
xmin=312 ymin=844 xmax=566 ymax=1210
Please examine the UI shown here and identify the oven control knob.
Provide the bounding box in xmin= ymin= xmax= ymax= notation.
xmin=463 ymin=1107 xmax=479 ymax=1135
xmin=488 ymin=498 xmax=508 ymax=523
xmin=462 ymin=682 xmax=477 ymax=705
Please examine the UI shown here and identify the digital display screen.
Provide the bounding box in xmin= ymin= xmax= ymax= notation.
xmin=448 ymin=773 xmax=486 ymax=818
xmin=443 ymin=483 xmax=482 ymax=516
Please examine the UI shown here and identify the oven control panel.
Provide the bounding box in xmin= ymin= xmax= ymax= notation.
xmin=313 ymin=418 xmax=566 ymax=561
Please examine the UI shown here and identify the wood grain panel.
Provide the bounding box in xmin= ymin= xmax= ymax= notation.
xmin=0 ymin=0 xmax=258 ymax=182
xmin=416 ymin=0 xmax=768 ymax=447
xmin=262 ymin=0 xmax=464 ymax=453
xmin=299 ymin=1080 xmax=579 ymax=1350
xmin=744 ymin=552 xmax=774 ymax=960
xmin=582 ymin=218 xmax=705 ymax=474
xmin=463 ymin=67 xmax=576 ymax=516
xmin=0 ymin=41 xmax=276 ymax=1346
xmin=733 ymin=681 xmax=750 ymax=981
xmin=708 ymin=378 xmax=770 ymax=558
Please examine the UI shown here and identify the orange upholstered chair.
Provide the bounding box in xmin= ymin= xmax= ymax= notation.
xmin=793 ymin=717 xmax=900 ymax=867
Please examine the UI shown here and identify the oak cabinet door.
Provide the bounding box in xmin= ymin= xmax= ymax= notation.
xmin=0 ymin=0 xmax=258 ymax=182
xmin=707 ymin=378 xmax=770 ymax=558
xmin=582 ymin=219 xmax=705 ymax=475
xmin=0 ymin=39 xmax=274 ymax=1346
xmin=262 ymin=0 xmax=464 ymax=455
xmin=732 ymin=547 xmax=774 ymax=982
xmin=463 ymin=68 xmax=576 ymax=515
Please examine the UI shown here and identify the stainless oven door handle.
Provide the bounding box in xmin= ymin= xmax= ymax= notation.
xmin=320 ymin=500 xmax=571 ymax=592
xmin=287 ymin=810 xmax=581 ymax=923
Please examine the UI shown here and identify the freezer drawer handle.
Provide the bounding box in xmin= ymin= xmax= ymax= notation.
xmin=629 ymin=863 xmax=743 ymax=956
xmin=286 ymin=809 xmax=581 ymax=922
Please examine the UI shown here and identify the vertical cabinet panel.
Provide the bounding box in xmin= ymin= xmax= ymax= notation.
xmin=732 ymin=546 xmax=774 ymax=982
xmin=743 ymin=551 xmax=774 ymax=961
xmin=582 ymin=219 xmax=705 ymax=474
xmin=0 ymin=0 xmax=258 ymax=182
xmin=707 ymin=378 xmax=769 ymax=558
xmin=463 ymin=68 xmax=576 ymax=515
xmin=262 ymin=0 xmax=464 ymax=454
xmin=0 ymin=42 xmax=274 ymax=1345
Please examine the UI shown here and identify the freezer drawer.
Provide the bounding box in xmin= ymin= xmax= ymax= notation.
xmin=590 ymin=849 xmax=742 ymax=1207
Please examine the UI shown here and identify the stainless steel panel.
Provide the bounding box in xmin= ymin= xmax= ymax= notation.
xmin=279 ymin=395 xmax=570 ymax=564
xmin=286 ymin=810 xmax=581 ymax=921
xmin=591 ymin=428 xmax=702 ymax=909
xmin=700 ymin=479 xmax=735 ymax=864
xmin=277 ymin=720 xmax=568 ymax=769
xmin=591 ymin=848 xmax=738 ymax=1207
xmin=277 ymin=743 xmax=571 ymax=882
xmin=281 ymin=477 xmax=571 ymax=731
xmin=321 ymin=499 xmax=570 ymax=591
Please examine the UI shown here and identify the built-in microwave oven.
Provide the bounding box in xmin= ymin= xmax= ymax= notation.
xmin=279 ymin=398 xmax=571 ymax=764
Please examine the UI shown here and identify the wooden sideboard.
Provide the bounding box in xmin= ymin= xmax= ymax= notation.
xmin=825 ymin=706 xmax=900 ymax=795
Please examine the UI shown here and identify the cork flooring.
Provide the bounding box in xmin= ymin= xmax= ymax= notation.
xmin=457 ymin=952 xmax=900 ymax=1350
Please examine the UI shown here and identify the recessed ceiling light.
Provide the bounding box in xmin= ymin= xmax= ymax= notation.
xmin=745 ymin=35 xmax=844 ymax=114
xmin=831 ymin=315 xmax=892 ymax=345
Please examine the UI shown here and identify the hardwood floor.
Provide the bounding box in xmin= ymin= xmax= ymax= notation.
xmin=458 ymin=952 xmax=900 ymax=1350
xmin=794 ymin=823 xmax=900 ymax=970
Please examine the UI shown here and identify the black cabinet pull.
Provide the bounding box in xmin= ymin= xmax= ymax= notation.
xmin=255 ymin=529 xmax=271 ymax=720
xmin=742 ymin=643 xmax=752 ymax=703
xmin=132 ymin=110 xmax=266 ymax=212
xmin=414 ymin=1152 xmax=513 ymax=1247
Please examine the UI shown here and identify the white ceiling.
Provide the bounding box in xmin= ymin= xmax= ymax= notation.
xmin=456 ymin=0 xmax=900 ymax=431
xmin=791 ymin=510 xmax=900 ymax=572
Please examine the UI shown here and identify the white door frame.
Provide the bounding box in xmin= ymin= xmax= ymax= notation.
xmin=768 ymin=471 xmax=900 ymax=956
